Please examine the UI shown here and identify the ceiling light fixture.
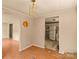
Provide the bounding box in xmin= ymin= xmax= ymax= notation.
xmin=32 ymin=0 xmax=36 ymax=5
xmin=29 ymin=0 xmax=37 ymax=18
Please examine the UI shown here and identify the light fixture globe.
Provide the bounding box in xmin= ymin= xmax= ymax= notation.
xmin=31 ymin=0 xmax=36 ymax=2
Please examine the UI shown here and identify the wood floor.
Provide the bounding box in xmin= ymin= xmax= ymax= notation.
xmin=20 ymin=46 xmax=77 ymax=59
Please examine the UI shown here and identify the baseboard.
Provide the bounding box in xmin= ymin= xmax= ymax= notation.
xmin=32 ymin=44 xmax=45 ymax=48
xmin=59 ymin=51 xmax=64 ymax=54
xmin=19 ymin=44 xmax=32 ymax=51
xmin=19 ymin=43 xmax=45 ymax=51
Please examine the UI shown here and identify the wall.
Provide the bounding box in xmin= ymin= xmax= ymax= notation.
xmin=2 ymin=23 xmax=9 ymax=38
xmin=51 ymin=8 xmax=77 ymax=53
xmin=58 ymin=8 xmax=77 ymax=53
xmin=2 ymin=13 xmax=21 ymax=41
xmin=32 ymin=18 xmax=45 ymax=48
xmin=34 ymin=7 xmax=77 ymax=53
xmin=20 ymin=17 xmax=33 ymax=50
xmin=2 ymin=11 xmax=32 ymax=51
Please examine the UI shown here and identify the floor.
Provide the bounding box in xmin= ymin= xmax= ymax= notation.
xmin=20 ymin=46 xmax=77 ymax=59
xmin=45 ymin=39 xmax=59 ymax=51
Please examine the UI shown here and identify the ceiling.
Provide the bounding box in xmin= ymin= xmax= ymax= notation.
xmin=2 ymin=0 xmax=76 ymax=17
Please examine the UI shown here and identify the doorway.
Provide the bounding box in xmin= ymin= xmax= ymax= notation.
xmin=45 ymin=17 xmax=59 ymax=51
xmin=2 ymin=23 xmax=13 ymax=39
xmin=9 ymin=24 xmax=13 ymax=39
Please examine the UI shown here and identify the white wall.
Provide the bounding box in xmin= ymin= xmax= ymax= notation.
xmin=32 ymin=18 xmax=45 ymax=48
xmin=52 ymin=8 xmax=77 ymax=53
xmin=2 ymin=23 xmax=9 ymax=38
xmin=20 ymin=18 xmax=33 ymax=50
xmin=34 ymin=8 xmax=77 ymax=53
xmin=58 ymin=8 xmax=77 ymax=53
xmin=2 ymin=12 xmax=32 ymax=51
xmin=2 ymin=13 xmax=21 ymax=41
xmin=2 ymin=13 xmax=32 ymax=50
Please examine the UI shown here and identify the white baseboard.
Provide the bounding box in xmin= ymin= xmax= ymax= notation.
xmin=32 ymin=44 xmax=45 ymax=48
xmin=59 ymin=51 xmax=64 ymax=54
xmin=19 ymin=43 xmax=45 ymax=51
xmin=19 ymin=44 xmax=32 ymax=51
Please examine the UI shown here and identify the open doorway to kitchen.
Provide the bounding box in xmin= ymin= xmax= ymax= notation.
xmin=45 ymin=16 xmax=59 ymax=51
